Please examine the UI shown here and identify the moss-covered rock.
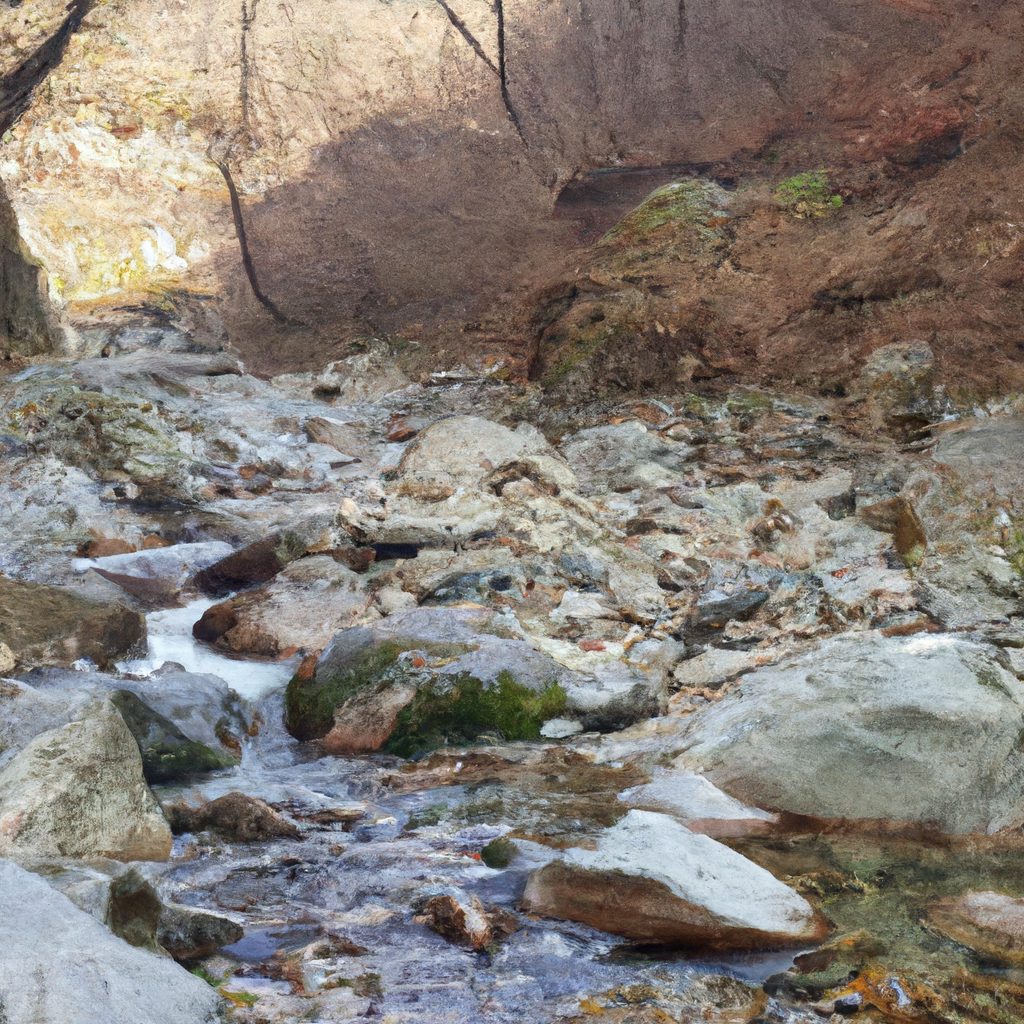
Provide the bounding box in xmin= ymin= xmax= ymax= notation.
xmin=284 ymin=634 xmax=472 ymax=742
xmin=285 ymin=621 xmax=568 ymax=756
xmin=109 ymin=689 xmax=236 ymax=784
xmin=384 ymin=671 xmax=567 ymax=758
xmin=599 ymin=179 xmax=733 ymax=250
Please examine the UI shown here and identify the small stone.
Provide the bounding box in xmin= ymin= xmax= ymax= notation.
xmin=695 ymin=587 xmax=769 ymax=626
xmin=331 ymin=545 xmax=377 ymax=572
xmin=417 ymin=894 xmax=518 ymax=950
xmin=859 ymin=495 xmax=927 ymax=567
xmin=0 ymin=641 xmax=15 ymax=675
xmin=817 ymin=489 xmax=857 ymax=521
xmin=77 ymin=537 xmax=137 ymax=558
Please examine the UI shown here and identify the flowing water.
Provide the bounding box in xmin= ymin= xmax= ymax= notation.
xmin=143 ymin=611 xmax=808 ymax=1022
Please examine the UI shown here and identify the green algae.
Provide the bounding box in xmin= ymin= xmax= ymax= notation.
xmin=481 ymin=836 xmax=517 ymax=869
xmin=384 ymin=671 xmax=567 ymax=758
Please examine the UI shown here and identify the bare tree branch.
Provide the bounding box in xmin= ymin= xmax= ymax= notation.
xmin=210 ymin=147 xmax=300 ymax=325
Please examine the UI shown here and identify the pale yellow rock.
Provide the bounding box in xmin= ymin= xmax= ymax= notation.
xmin=0 ymin=642 xmax=14 ymax=675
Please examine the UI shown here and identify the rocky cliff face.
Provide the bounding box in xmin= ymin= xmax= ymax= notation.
xmin=1 ymin=0 xmax=1022 ymax=393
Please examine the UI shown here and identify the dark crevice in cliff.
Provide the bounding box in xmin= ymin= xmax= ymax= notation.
xmin=0 ymin=0 xmax=94 ymax=135
xmin=435 ymin=0 xmax=499 ymax=76
xmin=239 ymin=0 xmax=260 ymax=142
xmin=495 ymin=0 xmax=527 ymax=146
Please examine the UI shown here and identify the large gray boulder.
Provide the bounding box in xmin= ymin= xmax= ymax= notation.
xmin=0 ymin=859 xmax=221 ymax=1024
xmin=674 ymin=633 xmax=1024 ymax=833
xmin=0 ymin=701 xmax=172 ymax=861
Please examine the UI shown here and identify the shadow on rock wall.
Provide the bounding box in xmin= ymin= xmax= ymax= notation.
xmin=208 ymin=0 xmax=961 ymax=375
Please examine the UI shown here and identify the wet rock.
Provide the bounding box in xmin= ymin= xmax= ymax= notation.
xmin=109 ymin=689 xmax=236 ymax=784
xmin=303 ymin=416 xmax=366 ymax=461
xmin=694 ymin=586 xmax=769 ymax=626
xmin=192 ymin=532 xmax=309 ymax=596
xmin=0 ymin=678 xmax=93 ymax=768
xmin=192 ymin=600 xmax=238 ymax=642
xmin=166 ymin=792 xmax=298 ymax=842
xmin=674 ymin=633 xmax=1024 ymax=833
xmin=219 ymin=555 xmax=370 ymax=653
xmin=0 ymin=859 xmax=221 ymax=1024
xmin=0 ymin=701 xmax=172 ymax=861
xmin=0 ymin=577 xmax=145 ymax=668
xmin=29 ymin=664 xmax=250 ymax=760
xmin=158 ymin=903 xmax=244 ymax=960
xmin=521 ymin=810 xmax=830 ymax=949
xmin=416 ymin=894 xmax=519 ymax=950
xmin=926 ymin=892 xmax=1024 ymax=965
xmin=77 ymin=541 xmax=234 ymax=607
xmin=859 ymin=495 xmax=927 ymax=567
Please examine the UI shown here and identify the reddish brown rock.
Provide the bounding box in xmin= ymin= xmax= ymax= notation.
xmin=77 ymin=537 xmax=137 ymax=558
xmin=165 ymin=792 xmax=298 ymax=842
xmin=521 ymin=811 xmax=831 ymax=951
xmin=320 ymin=684 xmax=417 ymax=755
xmin=192 ymin=601 xmax=238 ymax=643
xmin=331 ymin=546 xmax=377 ymax=573
xmin=192 ymin=533 xmax=307 ymax=596
xmin=860 ymin=495 xmax=927 ymax=566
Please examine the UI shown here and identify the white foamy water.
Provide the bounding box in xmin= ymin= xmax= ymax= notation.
xmin=119 ymin=599 xmax=299 ymax=700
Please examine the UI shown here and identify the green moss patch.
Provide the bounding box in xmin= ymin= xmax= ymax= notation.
xmin=384 ymin=671 xmax=567 ymax=759
xmin=774 ymin=169 xmax=843 ymax=218
xmin=110 ymin=689 xmax=235 ymax=784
